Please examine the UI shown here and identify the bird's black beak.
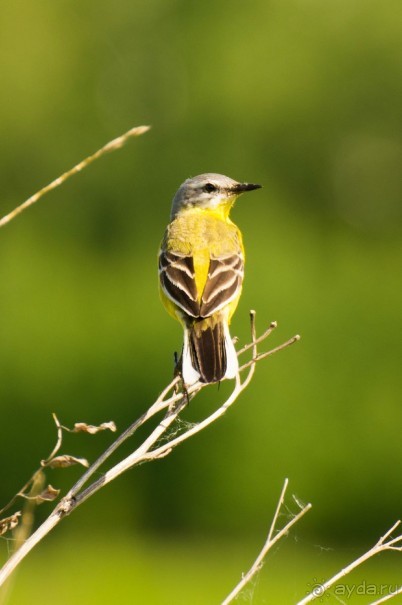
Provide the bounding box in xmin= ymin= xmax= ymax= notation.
xmin=231 ymin=182 xmax=262 ymax=193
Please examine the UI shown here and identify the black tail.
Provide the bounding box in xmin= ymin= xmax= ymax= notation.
xmin=189 ymin=321 xmax=226 ymax=383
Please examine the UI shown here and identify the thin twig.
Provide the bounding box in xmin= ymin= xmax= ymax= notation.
xmin=236 ymin=320 xmax=277 ymax=356
xmin=222 ymin=479 xmax=312 ymax=605
xmin=267 ymin=477 xmax=289 ymax=543
xmin=0 ymin=125 xmax=150 ymax=228
xmin=297 ymin=520 xmax=402 ymax=604
xmin=239 ymin=334 xmax=301 ymax=373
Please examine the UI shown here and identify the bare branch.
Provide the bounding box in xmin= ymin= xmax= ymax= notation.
xmin=0 ymin=125 xmax=150 ymax=228
xmin=267 ymin=477 xmax=289 ymax=543
xmin=239 ymin=334 xmax=301 ymax=373
xmin=0 ymin=313 xmax=298 ymax=588
xmin=222 ymin=479 xmax=312 ymax=605
xmin=297 ymin=520 xmax=402 ymax=604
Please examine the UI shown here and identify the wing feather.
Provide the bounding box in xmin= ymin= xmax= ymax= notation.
xmin=159 ymin=250 xmax=244 ymax=320
xmin=200 ymin=253 xmax=244 ymax=317
xmin=159 ymin=251 xmax=200 ymax=317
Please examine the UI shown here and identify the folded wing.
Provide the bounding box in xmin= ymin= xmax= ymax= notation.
xmin=201 ymin=253 xmax=244 ymax=317
xmin=159 ymin=251 xmax=199 ymax=317
xmin=159 ymin=250 xmax=244 ymax=320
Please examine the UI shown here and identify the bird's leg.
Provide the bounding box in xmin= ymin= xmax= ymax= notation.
xmin=171 ymin=350 xmax=190 ymax=408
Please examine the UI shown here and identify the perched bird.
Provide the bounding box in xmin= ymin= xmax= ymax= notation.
xmin=158 ymin=173 xmax=261 ymax=385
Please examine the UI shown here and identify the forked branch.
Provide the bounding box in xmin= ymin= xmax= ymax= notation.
xmin=222 ymin=478 xmax=312 ymax=605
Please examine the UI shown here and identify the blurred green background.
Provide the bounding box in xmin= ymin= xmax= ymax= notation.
xmin=1 ymin=0 xmax=402 ymax=603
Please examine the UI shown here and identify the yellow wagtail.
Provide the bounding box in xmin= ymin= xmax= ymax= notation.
xmin=158 ymin=173 xmax=261 ymax=385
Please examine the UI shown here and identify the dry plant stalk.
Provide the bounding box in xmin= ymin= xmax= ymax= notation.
xmin=0 ymin=312 xmax=300 ymax=589
xmin=0 ymin=125 xmax=150 ymax=229
xmin=222 ymin=478 xmax=312 ymax=605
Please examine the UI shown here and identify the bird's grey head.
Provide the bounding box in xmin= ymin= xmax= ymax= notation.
xmin=170 ymin=173 xmax=261 ymax=219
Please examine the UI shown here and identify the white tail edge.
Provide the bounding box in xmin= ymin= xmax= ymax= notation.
xmin=223 ymin=322 xmax=239 ymax=379
xmin=182 ymin=328 xmax=201 ymax=385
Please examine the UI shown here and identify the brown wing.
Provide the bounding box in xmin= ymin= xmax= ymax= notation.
xmin=159 ymin=250 xmax=200 ymax=318
xmin=200 ymin=253 xmax=244 ymax=317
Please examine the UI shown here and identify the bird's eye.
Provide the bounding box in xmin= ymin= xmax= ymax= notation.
xmin=204 ymin=183 xmax=217 ymax=193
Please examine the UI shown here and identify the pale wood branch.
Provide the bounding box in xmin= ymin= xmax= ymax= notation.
xmin=222 ymin=478 xmax=312 ymax=605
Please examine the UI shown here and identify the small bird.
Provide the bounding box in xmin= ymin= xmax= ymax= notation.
xmin=158 ymin=173 xmax=261 ymax=385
